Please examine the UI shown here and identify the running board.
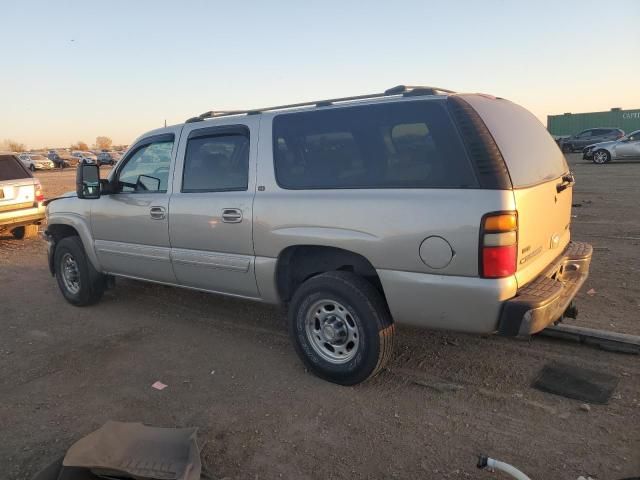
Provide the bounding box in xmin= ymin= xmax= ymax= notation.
xmin=540 ymin=324 xmax=640 ymax=354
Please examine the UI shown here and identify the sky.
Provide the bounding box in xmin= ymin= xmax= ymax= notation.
xmin=1 ymin=0 xmax=639 ymax=149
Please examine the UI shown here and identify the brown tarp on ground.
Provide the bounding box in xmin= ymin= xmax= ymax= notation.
xmin=32 ymin=421 xmax=201 ymax=480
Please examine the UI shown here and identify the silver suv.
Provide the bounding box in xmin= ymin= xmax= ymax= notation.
xmin=44 ymin=86 xmax=593 ymax=385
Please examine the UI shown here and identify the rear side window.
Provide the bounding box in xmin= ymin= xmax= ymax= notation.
xmin=273 ymin=101 xmax=478 ymax=189
xmin=182 ymin=133 xmax=249 ymax=192
xmin=593 ymin=129 xmax=611 ymax=136
xmin=0 ymin=155 xmax=30 ymax=181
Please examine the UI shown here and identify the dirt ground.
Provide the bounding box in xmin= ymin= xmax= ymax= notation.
xmin=1 ymin=155 xmax=638 ymax=480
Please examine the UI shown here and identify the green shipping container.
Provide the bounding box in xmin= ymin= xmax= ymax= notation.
xmin=547 ymin=108 xmax=640 ymax=136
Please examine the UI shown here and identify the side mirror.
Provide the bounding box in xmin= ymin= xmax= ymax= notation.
xmin=76 ymin=161 xmax=101 ymax=199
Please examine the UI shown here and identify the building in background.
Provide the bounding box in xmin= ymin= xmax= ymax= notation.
xmin=548 ymin=108 xmax=640 ymax=136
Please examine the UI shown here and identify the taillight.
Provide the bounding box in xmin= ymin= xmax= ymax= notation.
xmin=35 ymin=181 xmax=44 ymax=203
xmin=480 ymin=212 xmax=517 ymax=278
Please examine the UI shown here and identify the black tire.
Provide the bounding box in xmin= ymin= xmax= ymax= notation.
xmin=288 ymin=271 xmax=395 ymax=385
xmin=29 ymin=164 xmax=36 ymax=172
xmin=54 ymin=236 xmax=106 ymax=306
xmin=562 ymin=144 xmax=572 ymax=153
xmin=11 ymin=226 xmax=25 ymax=239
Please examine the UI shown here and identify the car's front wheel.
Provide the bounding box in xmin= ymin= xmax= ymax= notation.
xmin=29 ymin=164 xmax=36 ymax=171
xmin=54 ymin=236 xmax=106 ymax=306
xmin=592 ymin=149 xmax=611 ymax=164
xmin=288 ymin=271 xmax=395 ymax=385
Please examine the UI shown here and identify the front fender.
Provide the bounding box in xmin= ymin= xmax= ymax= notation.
xmin=47 ymin=212 xmax=102 ymax=272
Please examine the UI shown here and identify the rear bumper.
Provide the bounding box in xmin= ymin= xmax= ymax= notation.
xmin=0 ymin=209 xmax=45 ymax=231
xmin=498 ymin=241 xmax=593 ymax=336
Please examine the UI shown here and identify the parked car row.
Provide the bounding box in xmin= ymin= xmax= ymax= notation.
xmin=12 ymin=150 xmax=124 ymax=171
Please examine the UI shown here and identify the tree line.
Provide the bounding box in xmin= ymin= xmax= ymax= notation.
xmin=2 ymin=136 xmax=114 ymax=152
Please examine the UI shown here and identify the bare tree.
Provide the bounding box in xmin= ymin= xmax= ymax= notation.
xmin=95 ymin=136 xmax=113 ymax=151
xmin=3 ymin=139 xmax=27 ymax=152
xmin=71 ymin=141 xmax=89 ymax=151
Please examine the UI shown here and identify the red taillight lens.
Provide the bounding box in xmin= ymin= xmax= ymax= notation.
xmin=35 ymin=182 xmax=44 ymax=203
xmin=481 ymin=212 xmax=518 ymax=278
xmin=482 ymin=245 xmax=517 ymax=278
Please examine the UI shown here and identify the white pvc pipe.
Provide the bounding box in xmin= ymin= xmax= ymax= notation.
xmin=486 ymin=458 xmax=532 ymax=480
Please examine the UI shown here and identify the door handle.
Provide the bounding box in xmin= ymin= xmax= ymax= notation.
xmin=150 ymin=206 xmax=166 ymax=220
xmin=221 ymin=208 xmax=243 ymax=223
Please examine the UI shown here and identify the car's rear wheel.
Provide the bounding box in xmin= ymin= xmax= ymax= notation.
xmin=562 ymin=144 xmax=572 ymax=153
xmin=288 ymin=271 xmax=395 ymax=385
xmin=54 ymin=236 xmax=106 ymax=306
xmin=592 ymin=150 xmax=611 ymax=164
xmin=29 ymin=164 xmax=36 ymax=171
xmin=11 ymin=225 xmax=39 ymax=239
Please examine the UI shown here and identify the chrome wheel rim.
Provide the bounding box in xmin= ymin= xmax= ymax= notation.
xmin=305 ymin=299 xmax=360 ymax=364
xmin=61 ymin=253 xmax=81 ymax=295
xmin=593 ymin=151 xmax=607 ymax=163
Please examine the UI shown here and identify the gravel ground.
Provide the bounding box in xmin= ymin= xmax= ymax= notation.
xmin=0 ymin=156 xmax=638 ymax=480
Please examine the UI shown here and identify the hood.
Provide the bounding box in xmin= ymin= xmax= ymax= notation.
xmin=43 ymin=190 xmax=77 ymax=206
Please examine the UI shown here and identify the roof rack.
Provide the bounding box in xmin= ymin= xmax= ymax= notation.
xmin=185 ymin=85 xmax=455 ymax=123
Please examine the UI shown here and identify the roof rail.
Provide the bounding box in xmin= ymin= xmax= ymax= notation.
xmin=185 ymin=85 xmax=455 ymax=122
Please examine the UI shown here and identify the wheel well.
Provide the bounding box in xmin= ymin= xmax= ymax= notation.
xmin=46 ymin=224 xmax=80 ymax=276
xmin=47 ymin=224 xmax=79 ymax=242
xmin=276 ymin=245 xmax=386 ymax=304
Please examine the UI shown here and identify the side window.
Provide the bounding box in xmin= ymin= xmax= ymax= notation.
xmin=273 ymin=101 xmax=477 ymax=189
xmin=117 ymin=140 xmax=173 ymax=193
xmin=578 ymin=130 xmax=592 ymax=138
xmin=182 ymin=132 xmax=249 ymax=192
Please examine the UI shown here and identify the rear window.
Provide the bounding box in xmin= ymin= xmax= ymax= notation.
xmin=273 ymin=100 xmax=478 ymax=189
xmin=0 ymin=155 xmax=30 ymax=181
xmin=462 ymin=96 xmax=569 ymax=188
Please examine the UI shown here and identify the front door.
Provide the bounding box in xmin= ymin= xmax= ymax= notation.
xmin=616 ymin=132 xmax=640 ymax=158
xmin=91 ymin=133 xmax=177 ymax=283
xmin=169 ymin=119 xmax=259 ymax=298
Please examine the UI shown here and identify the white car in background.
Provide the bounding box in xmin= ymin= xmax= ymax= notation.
xmin=71 ymin=151 xmax=98 ymax=164
xmin=18 ymin=153 xmax=55 ymax=171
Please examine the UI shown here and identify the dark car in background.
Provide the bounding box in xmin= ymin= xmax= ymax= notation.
xmin=48 ymin=150 xmax=78 ymax=168
xmin=96 ymin=151 xmax=121 ymax=166
xmin=560 ymin=128 xmax=624 ymax=153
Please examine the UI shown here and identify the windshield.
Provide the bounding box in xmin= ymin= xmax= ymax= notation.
xmin=31 ymin=155 xmax=46 ymax=160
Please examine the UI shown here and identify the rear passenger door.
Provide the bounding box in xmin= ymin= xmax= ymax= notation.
xmin=169 ymin=118 xmax=259 ymax=298
xmin=575 ymin=130 xmax=593 ymax=148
